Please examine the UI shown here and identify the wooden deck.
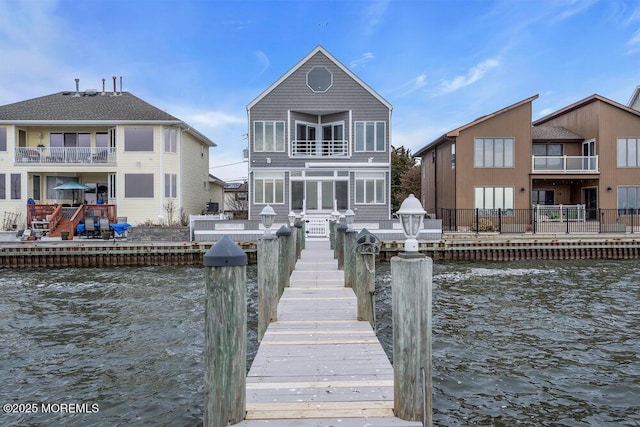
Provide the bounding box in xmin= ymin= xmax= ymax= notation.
xmin=232 ymin=240 xmax=421 ymax=427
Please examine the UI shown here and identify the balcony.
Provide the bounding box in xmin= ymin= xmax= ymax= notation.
xmin=15 ymin=147 xmax=116 ymax=165
xmin=532 ymin=155 xmax=598 ymax=173
xmin=291 ymin=140 xmax=349 ymax=158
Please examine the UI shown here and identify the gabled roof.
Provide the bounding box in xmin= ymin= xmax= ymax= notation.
xmin=415 ymin=95 xmax=538 ymax=156
xmin=0 ymin=91 xmax=216 ymax=146
xmin=247 ymin=45 xmax=392 ymax=111
xmin=533 ymin=94 xmax=640 ymax=126
xmin=208 ymin=174 xmax=226 ymax=186
xmin=628 ymin=85 xmax=640 ymax=109
xmin=532 ymin=126 xmax=583 ymax=141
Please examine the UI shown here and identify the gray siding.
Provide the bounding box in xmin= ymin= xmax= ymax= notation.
xmin=248 ymin=49 xmax=392 ymax=222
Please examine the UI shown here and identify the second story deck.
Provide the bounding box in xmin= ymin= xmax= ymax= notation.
xmin=531 ymin=155 xmax=598 ymax=174
xmin=15 ymin=147 xmax=116 ymax=165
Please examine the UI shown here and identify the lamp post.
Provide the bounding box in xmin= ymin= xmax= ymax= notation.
xmin=345 ymin=209 xmax=355 ymax=231
xmin=260 ymin=205 xmax=276 ymax=235
xmin=391 ymin=193 xmax=432 ymax=425
xmin=288 ymin=210 xmax=296 ymax=227
xmin=396 ymin=194 xmax=426 ymax=255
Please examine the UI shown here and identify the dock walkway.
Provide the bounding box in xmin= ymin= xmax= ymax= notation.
xmin=234 ymin=240 xmax=421 ymax=427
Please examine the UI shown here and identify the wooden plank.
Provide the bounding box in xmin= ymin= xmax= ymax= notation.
xmin=244 ymin=240 xmax=413 ymax=425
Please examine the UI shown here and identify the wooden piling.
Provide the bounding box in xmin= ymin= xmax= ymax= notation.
xmin=336 ymin=224 xmax=347 ymax=270
xmin=344 ymin=229 xmax=357 ymax=288
xmin=203 ymin=236 xmax=247 ymax=427
xmin=257 ymin=235 xmax=279 ymax=342
xmin=276 ymin=226 xmax=292 ymax=296
xmin=356 ymin=250 xmax=376 ymax=327
xmin=391 ymin=254 xmax=432 ymax=426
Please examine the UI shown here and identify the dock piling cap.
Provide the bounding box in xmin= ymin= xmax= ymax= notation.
xmin=203 ymin=235 xmax=247 ymax=267
xmin=276 ymin=225 xmax=292 ymax=237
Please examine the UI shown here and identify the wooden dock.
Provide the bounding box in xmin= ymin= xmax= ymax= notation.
xmin=233 ymin=240 xmax=421 ymax=427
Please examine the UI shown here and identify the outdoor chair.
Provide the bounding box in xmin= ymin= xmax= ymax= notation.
xmin=99 ymin=217 xmax=111 ymax=238
xmin=84 ymin=218 xmax=98 ymax=238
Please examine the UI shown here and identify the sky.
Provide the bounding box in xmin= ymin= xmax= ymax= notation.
xmin=0 ymin=0 xmax=638 ymax=183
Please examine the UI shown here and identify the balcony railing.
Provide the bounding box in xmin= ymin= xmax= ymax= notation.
xmin=532 ymin=155 xmax=598 ymax=173
xmin=15 ymin=147 xmax=116 ymax=165
xmin=291 ymin=140 xmax=349 ymax=158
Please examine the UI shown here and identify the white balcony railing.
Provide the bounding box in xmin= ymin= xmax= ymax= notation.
xmin=534 ymin=204 xmax=586 ymax=222
xmin=532 ymin=155 xmax=598 ymax=173
xmin=15 ymin=147 xmax=116 ymax=165
xmin=291 ymin=140 xmax=349 ymax=158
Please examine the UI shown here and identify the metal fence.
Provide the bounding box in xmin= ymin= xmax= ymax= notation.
xmin=438 ymin=208 xmax=640 ymax=234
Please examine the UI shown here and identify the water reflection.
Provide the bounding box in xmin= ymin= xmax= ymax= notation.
xmin=0 ymin=259 xmax=638 ymax=426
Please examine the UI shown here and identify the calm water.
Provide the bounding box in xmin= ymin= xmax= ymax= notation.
xmin=1 ymin=259 xmax=638 ymax=426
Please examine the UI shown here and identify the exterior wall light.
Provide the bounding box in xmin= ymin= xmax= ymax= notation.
xmin=345 ymin=209 xmax=355 ymax=230
xmin=288 ymin=211 xmax=296 ymax=226
xmin=331 ymin=208 xmax=340 ymax=222
xmin=397 ymin=194 xmax=426 ymax=253
xmin=260 ymin=205 xmax=276 ymax=235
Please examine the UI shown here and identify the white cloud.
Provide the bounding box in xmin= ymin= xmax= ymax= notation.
xmin=537 ymin=108 xmax=555 ymax=117
xmin=362 ymin=0 xmax=390 ymax=37
xmin=437 ymin=58 xmax=500 ymax=95
xmin=391 ymin=73 xmax=428 ymax=97
xmin=188 ymin=111 xmax=244 ymax=127
xmin=350 ymin=52 xmax=375 ymax=68
xmin=254 ymin=50 xmax=270 ymax=75
xmin=627 ymin=29 xmax=640 ymax=54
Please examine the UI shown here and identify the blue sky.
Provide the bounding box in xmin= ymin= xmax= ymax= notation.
xmin=1 ymin=0 xmax=638 ymax=182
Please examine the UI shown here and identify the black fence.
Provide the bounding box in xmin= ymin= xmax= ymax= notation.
xmin=438 ymin=208 xmax=640 ymax=234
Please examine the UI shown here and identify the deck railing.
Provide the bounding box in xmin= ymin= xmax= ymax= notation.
xmin=15 ymin=147 xmax=116 ymax=165
xmin=531 ymin=155 xmax=598 ymax=173
xmin=290 ymin=140 xmax=349 ymax=157
xmin=438 ymin=208 xmax=640 ymax=234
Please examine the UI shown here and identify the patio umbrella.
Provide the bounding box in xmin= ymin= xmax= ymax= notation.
xmin=53 ymin=181 xmax=91 ymax=204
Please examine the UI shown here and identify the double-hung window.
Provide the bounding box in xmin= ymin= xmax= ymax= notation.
xmin=617 ymin=138 xmax=639 ymax=167
xmin=474 ymin=138 xmax=514 ymax=167
xmin=0 ymin=127 xmax=6 ymax=151
xmin=254 ymin=121 xmax=285 ymax=152
xmin=355 ymin=121 xmax=385 ymax=152
xmin=254 ymin=171 xmax=284 ymax=204
xmin=164 ymin=128 xmax=177 ymax=153
xmin=475 ymin=187 xmax=514 ymax=215
xmin=164 ymin=173 xmax=177 ymax=198
xmin=355 ymin=172 xmax=385 ymax=204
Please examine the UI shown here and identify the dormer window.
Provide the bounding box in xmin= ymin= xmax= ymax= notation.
xmin=306 ymin=66 xmax=332 ymax=93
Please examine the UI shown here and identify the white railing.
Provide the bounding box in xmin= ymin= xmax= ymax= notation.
xmin=534 ymin=204 xmax=586 ymax=222
xmin=291 ymin=140 xmax=349 ymax=158
xmin=532 ymin=155 xmax=598 ymax=173
xmin=15 ymin=147 xmax=117 ymax=164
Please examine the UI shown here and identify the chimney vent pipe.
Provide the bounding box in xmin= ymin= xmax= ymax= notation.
xmin=119 ymin=76 xmax=123 ymax=95
xmin=102 ymin=78 xmax=106 ymax=95
xmin=74 ymin=78 xmax=80 ymax=96
xmin=112 ymin=76 xmax=117 ymax=95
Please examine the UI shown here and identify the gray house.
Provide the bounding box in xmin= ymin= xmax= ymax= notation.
xmin=246 ymin=46 xmax=393 ymax=236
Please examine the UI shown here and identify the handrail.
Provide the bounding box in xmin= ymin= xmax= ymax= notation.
xmin=15 ymin=147 xmax=116 ymax=165
xmin=531 ymin=155 xmax=598 ymax=173
xmin=291 ymin=140 xmax=349 ymax=157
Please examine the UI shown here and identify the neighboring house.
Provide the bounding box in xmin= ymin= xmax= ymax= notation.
xmin=628 ymin=85 xmax=640 ymax=111
xmin=205 ymin=174 xmax=226 ymax=214
xmin=416 ymin=93 xmax=640 ymax=227
xmin=0 ymin=81 xmax=216 ymax=231
xmin=246 ymin=46 xmax=393 ymax=235
xmin=223 ymin=181 xmax=248 ymax=219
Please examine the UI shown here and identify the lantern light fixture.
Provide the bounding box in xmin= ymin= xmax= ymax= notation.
xmin=260 ymin=205 xmax=276 ymax=235
xmin=397 ymin=194 xmax=426 ymax=253
xmin=288 ymin=211 xmax=296 ymax=226
xmin=345 ymin=209 xmax=355 ymax=230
